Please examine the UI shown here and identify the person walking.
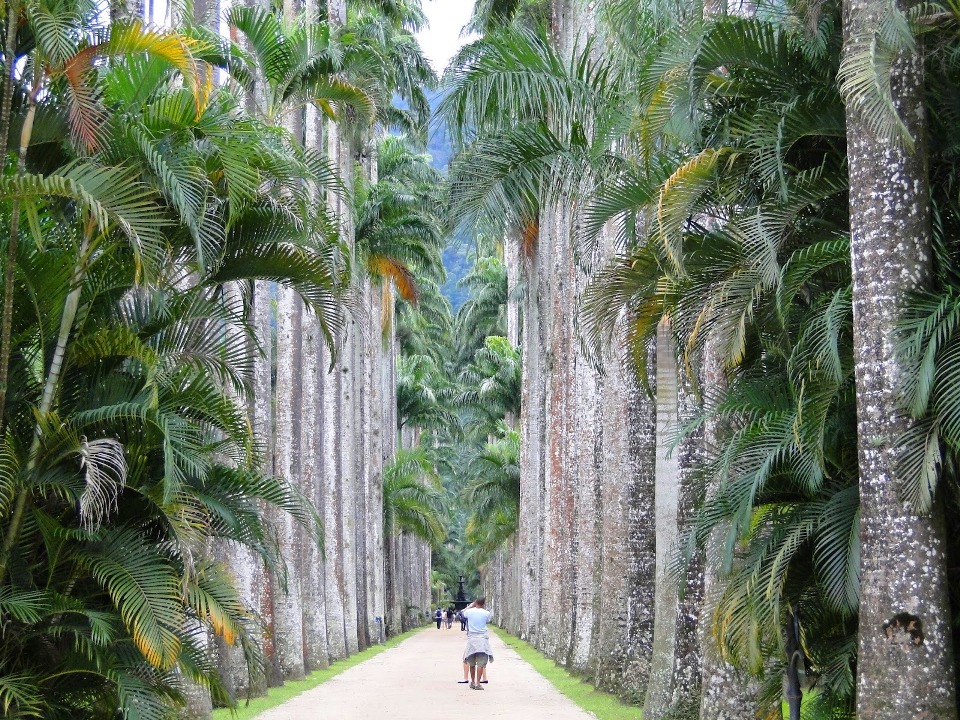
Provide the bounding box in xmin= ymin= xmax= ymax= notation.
xmin=435 ymin=608 xmax=443 ymax=630
xmin=461 ymin=597 xmax=493 ymax=690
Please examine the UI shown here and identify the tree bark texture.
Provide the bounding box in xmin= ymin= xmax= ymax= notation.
xmin=321 ymin=336 xmax=348 ymax=661
xmin=643 ymin=320 xmax=685 ymax=718
xmin=252 ymin=279 xmax=284 ymax=688
xmin=501 ymin=0 xmax=662 ymax=703
xmin=300 ymin=307 xmax=330 ymax=671
xmin=270 ymin=286 xmax=306 ymax=681
xmin=324 ymin=52 xmax=360 ymax=655
xmin=843 ymin=1 xmax=957 ymax=717
xmin=698 ymin=338 xmax=758 ymax=720
xmin=634 ymin=325 xmax=703 ymax=720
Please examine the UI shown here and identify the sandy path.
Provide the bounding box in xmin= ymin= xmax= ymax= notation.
xmin=252 ymin=625 xmax=596 ymax=720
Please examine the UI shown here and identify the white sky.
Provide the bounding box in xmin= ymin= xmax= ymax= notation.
xmin=416 ymin=0 xmax=477 ymax=76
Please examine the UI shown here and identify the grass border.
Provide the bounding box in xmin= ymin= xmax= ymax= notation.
xmin=211 ymin=626 xmax=428 ymax=720
xmin=490 ymin=626 xmax=641 ymax=720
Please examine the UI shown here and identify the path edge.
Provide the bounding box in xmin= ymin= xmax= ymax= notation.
xmin=489 ymin=626 xmax=642 ymax=720
xmin=211 ymin=626 xmax=430 ymax=720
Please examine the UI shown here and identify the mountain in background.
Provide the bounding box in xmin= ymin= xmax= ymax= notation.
xmin=426 ymin=90 xmax=473 ymax=311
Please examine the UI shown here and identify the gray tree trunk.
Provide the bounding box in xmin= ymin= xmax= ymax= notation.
xmin=569 ymin=227 xmax=603 ymax=675
xmin=383 ymin=282 xmax=402 ymax=637
xmin=369 ymin=283 xmax=386 ymax=644
xmin=300 ymin=306 xmax=329 ymax=671
xmin=271 ymin=286 xmax=306 ymax=681
xmin=325 ymin=0 xmax=360 ymax=654
xmin=253 ymin=280 xmax=284 ymax=687
xmin=299 ymin=89 xmax=330 ymax=674
xmin=317 ymin=5 xmax=348 ymax=654
xmin=517 ymin=211 xmax=545 ymax=643
xmin=510 ymin=2 xmax=665 ymax=700
xmin=591 ymin=299 xmax=656 ymax=700
xmin=643 ymin=319 xmax=684 ymax=718
xmin=321 ymin=336 xmax=348 ymax=660
xmin=698 ymin=338 xmax=757 ymax=720
xmin=843 ymin=1 xmax=957 ymax=717
xmin=353 ymin=308 xmax=370 ymax=651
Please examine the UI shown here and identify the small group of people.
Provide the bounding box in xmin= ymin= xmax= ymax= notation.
xmin=434 ymin=607 xmax=456 ymax=629
xmin=434 ymin=606 xmax=469 ymax=631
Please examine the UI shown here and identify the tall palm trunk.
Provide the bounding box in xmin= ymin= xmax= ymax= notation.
xmin=300 ymin=306 xmax=329 ymax=671
xmin=300 ymin=95 xmax=330 ymax=673
xmin=591 ymin=217 xmax=657 ymax=697
xmin=385 ymin=522 xmax=398 ymax=635
xmin=217 ymin=283 xmax=269 ymax=699
xmin=0 ymin=1 xmax=24 ymax=429
xmin=697 ymin=338 xmax=757 ymax=720
xmin=366 ymin=312 xmax=383 ymax=643
xmin=844 ymin=0 xmax=957 ymax=720
xmin=570 ymin=238 xmax=603 ymax=674
xmin=271 ymin=285 xmax=306 ymax=681
xmin=643 ymin=319 xmax=684 ymax=718
xmin=842 ymin=1 xmax=957 ymax=717
xmin=364 ymin=145 xmax=386 ymax=645
xmin=321 ymin=336 xmax=348 ymax=659
xmin=353 ymin=291 xmax=370 ymax=651
xmin=537 ymin=200 xmax=576 ymax=661
xmin=0 ymin=59 xmax=43 ymax=453
xmin=382 ymin=281 xmax=401 ymax=636
xmin=252 ymin=279 xmax=282 ymax=686
xmin=517 ymin=210 xmax=543 ymax=643
xmin=322 ymin=0 xmax=359 ymax=648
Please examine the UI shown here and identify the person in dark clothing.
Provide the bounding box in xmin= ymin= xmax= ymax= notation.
xmin=435 ymin=608 xmax=443 ymax=629
xmin=457 ymin=610 xmax=467 ymax=631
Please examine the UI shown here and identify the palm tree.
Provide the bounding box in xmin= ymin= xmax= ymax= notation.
xmin=0 ymin=12 xmax=374 ymax=709
xmin=227 ymin=5 xmax=375 ymax=127
xmin=840 ymin=0 xmax=957 ymax=715
xmin=382 ymin=448 xmax=446 ymax=635
xmin=0 ymin=14 xmax=204 ymax=493
xmin=461 ymin=426 xmax=521 ymax=561
xmin=577 ymin=11 xmax=859 ymax=715
xmin=342 ymin=5 xmax=435 ymax=143
xmin=458 ymin=336 xmax=521 ymax=433
xmin=355 ymin=134 xmax=447 ymax=307
xmin=383 ymin=449 xmax=447 ymax=545
xmin=0 ymin=178 xmax=329 ymax=719
xmin=453 ymin=257 xmax=509 ymax=365
xmin=397 ymin=354 xmax=459 ymax=436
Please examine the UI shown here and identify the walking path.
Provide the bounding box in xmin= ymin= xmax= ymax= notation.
xmin=252 ymin=625 xmax=596 ymax=720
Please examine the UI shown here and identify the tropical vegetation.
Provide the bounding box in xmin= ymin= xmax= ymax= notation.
xmin=441 ymin=0 xmax=960 ymax=719
xmin=1 ymin=0 xmax=959 ymax=718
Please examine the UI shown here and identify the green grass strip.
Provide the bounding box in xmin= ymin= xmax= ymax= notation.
xmin=490 ymin=626 xmax=641 ymax=720
xmin=211 ymin=626 xmax=428 ymax=720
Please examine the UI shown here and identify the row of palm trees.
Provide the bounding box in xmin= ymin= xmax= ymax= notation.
xmin=444 ymin=0 xmax=960 ymax=718
xmin=0 ymin=0 xmax=454 ymax=715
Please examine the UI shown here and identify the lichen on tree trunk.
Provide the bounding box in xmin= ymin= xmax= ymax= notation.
xmin=842 ymin=1 xmax=958 ymax=716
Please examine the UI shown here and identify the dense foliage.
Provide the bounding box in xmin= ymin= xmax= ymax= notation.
xmin=0 ymin=0 xmax=439 ymax=715
xmin=442 ymin=0 xmax=960 ymax=716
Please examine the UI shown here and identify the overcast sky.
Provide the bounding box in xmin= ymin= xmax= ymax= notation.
xmin=416 ymin=0 xmax=476 ymax=75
